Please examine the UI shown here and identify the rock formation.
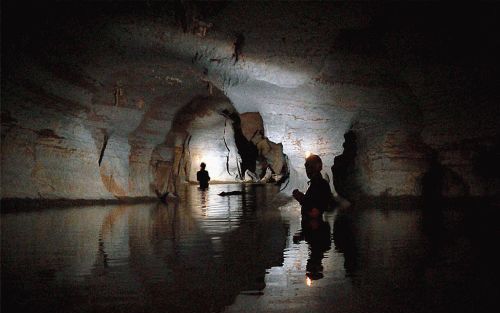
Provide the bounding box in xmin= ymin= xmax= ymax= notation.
xmin=1 ymin=1 xmax=498 ymax=202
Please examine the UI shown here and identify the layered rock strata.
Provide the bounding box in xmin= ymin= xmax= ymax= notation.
xmin=1 ymin=2 xmax=498 ymax=201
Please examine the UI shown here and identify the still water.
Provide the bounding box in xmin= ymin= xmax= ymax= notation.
xmin=1 ymin=184 xmax=496 ymax=313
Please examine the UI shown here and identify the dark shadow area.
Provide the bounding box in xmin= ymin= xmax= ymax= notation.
xmin=221 ymin=109 xmax=258 ymax=177
xmin=332 ymin=211 xmax=359 ymax=276
xmin=462 ymin=201 xmax=499 ymax=313
xmin=370 ymin=2 xmax=500 ymax=68
xmin=473 ymin=141 xmax=500 ymax=195
xmin=420 ymin=151 xmax=446 ymax=235
xmin=332 ymin=130 xmax=358 ymax=201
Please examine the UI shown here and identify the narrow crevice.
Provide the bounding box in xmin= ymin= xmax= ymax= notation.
xmin=98 ymin=133 xmax=109 ymax=166
xmin=221 ymin=109 xmax=258 ymax=178
xmin=222 ymin=109 xmax=289 ymax=185
xmin=222 ymin=119 xmax=234 ymax=177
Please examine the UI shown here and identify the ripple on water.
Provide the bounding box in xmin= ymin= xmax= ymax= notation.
xmin=2 ymin=185 xmax=496 ymax=313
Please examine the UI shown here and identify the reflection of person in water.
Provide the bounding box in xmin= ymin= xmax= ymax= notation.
xmin=420 ymin=151 xmax=446 ymax=237
xmin=333 ymin=212 xmax=358 ymax=276
xmin=197 ymin=162 xmax=210 ymax=190
xmin=293 ymin=154 xmax=333 ymax=219
xmin=294 ymin=218 xmax=331 ymax=280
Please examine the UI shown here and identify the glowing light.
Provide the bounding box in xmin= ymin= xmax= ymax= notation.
xmin=305 ymin=151 xmax=312 ymax=158
xmin=306 ymin=276 xmax=312 ymax=287
xmin=190 ymin=152 xmax=226 ymax=181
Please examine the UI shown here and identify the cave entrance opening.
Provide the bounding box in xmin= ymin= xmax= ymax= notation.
xmin=150 ymin=91 xmax=290 ymax=196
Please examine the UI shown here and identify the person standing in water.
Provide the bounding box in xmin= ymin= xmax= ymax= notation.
xmin=197 ymin=162 xmax=210 ymax=190
xmin=292 ymin=154 xmax=333 ymax=281
xmin=292 ymin=154 xmax=332 ymax=219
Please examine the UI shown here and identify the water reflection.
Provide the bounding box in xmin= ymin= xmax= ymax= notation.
xmin=226 ymin=202 xmax=496 ymax=313
xmin=293 ymin=219 xmax=331 ymax=281
xmin=332 ymin=211 xmax=359 ymax=276
xmin=1 ymin=184 xmax=287 ymax=313
xmin=2 ymin=189 xmax=496 ymax=313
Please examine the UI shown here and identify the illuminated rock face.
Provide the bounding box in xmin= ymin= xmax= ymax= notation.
xmin=1 ymin=2 xmax=498 ymax=200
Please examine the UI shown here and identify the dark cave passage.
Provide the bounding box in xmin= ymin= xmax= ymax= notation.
xmin=221 ymin=109 xmax=258 ymax=178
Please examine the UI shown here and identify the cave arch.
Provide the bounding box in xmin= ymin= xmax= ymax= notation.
xmin=149 ymin=89 xmax=290 ymax=195
xmin=149 ymin=90 xmax=239 ymax=194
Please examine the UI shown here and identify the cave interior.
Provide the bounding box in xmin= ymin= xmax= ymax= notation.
xmin=1 ymin=1 xmax=499 ymax=204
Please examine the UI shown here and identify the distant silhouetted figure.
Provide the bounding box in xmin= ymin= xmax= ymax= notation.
xmin=197 ymin=162 xmax=210 ymax=190
xmin=293 ymin=154 xmax=333 ymax=219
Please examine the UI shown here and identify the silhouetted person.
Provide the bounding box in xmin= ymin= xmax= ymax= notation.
xmin=293 ymin=218 xmax=331 ymax=280
xmin=293 ymin=154 xmax=333 ymax=219
xmin=197 ymin=162 xmax=210 ymax=190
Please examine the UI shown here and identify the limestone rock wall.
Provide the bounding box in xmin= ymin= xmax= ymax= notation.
xmin=1 ymin=2 xmax=498 ymax=200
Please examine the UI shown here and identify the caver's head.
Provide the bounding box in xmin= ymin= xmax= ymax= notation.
xmin=305 ymin=154 xmax=322 ymax=179
xmin=200 ymin=162 xmax=206 ymax=169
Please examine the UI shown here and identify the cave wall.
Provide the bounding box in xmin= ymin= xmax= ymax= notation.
xmin=1 ymin=1 xmax=498 ymax=200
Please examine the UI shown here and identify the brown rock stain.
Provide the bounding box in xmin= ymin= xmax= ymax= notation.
xmin=100 ymin=166 xmax=127 ymax=197
xmin=153 ymin=160 xmax=173 ymax=193
xmin=240 ymin=112 xmax=264 ymax=141
xmin=36 ymin=129 xmax=65 ymax=140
